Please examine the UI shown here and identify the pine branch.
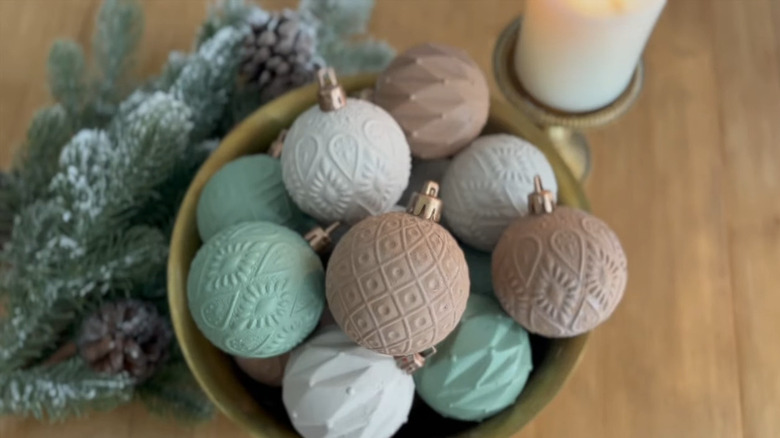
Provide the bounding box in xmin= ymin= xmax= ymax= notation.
xmin=196 ymin=0 xmax=254 ymax=47
xmin=171 ymin=27 xmax=246 ymax=141
xmin=92 ymin=0 xmax=144 ymax=121
xmin=299 ymin=0 xmax=394 ymax=74
xmin=0 ymin=357 xmax=134 ymax=420
xmin=7 ymin=106 xmax=73 ymax=210
xmin=47 ymin=40 xmax=88 ymax=120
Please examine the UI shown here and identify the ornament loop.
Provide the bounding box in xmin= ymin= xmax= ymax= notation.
xmin=268 ymin=129 xmax=286 ymax=159
xmin=305 ymin=222 xmax=340 ymax=254
xmin=394 ymin=346 xmax=437 ymax=374
xmin=406 ymin=181 xmax=443 ymax=222
xmin=528 ymin=175 xmax=555 ymax=215
xmin=317 ymin=68 xmax=347 ymax=112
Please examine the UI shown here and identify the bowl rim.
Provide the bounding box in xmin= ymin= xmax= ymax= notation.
xmin=168 ymin=73 xmax=590 ymax=438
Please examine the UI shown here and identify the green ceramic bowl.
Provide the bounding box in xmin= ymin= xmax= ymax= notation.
xmin=168 ymin=74 xmax=590 ymax=438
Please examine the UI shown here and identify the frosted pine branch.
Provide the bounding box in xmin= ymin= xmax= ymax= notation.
xmin=0 ymin=357 xmax=134 ymax=420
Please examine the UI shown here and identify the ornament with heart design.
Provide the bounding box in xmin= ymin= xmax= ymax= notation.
xmin=197 ymin=137 xmax=305 ymax=242
xmin=492 ymin=176 xmax=628 ymax=337
xmin=281 ymin=68 xmax=411 ymax=225
xmin=187 ymin=221 xmax=339 ymax=357
xmin=325 ymin=181 xmax=469 ymax=369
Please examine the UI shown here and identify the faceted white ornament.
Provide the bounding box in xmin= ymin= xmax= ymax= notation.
xmin=281 ymin=98 xmax=411 ymax=224
xmin=441 ymin=134 xmax=558 ymax=251
xmin=282 ymin=327 xmax=415 ymax=438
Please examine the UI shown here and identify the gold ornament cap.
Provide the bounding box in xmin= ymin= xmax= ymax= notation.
xmin=406 ymin=181 xmax=443 ymax=222
xmin=268 ymin=129 xmax=286 ymax=159
xmin=317 ymin=68 xmax=347 ymax=112
xmin=528 ymin=175 xmax=555 ymax=215
xmin=305 ymin=222 xmax=340 ymax=254
xmin=394 ymin=347 xmax=437 ymax=375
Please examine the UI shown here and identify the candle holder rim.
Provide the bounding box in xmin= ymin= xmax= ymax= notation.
xmin=493 ymin=16 xmax=644 ymax=129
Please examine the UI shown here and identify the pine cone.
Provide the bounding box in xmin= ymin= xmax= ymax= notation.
xmin=77 ymin=299 xmax=173 ymax=382
xmin=238 ymin=8 xmax=324 ymax=102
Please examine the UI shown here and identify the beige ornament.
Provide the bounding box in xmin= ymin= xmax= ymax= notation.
xmin=234 ymin=353 xmax=290 ymax=387
xmin=325 ymin=182 xmax=470 ymax=357
xmin=374 ymin=43 xmax=490 ymax=159
xmin=493 ymin=177 xmax=627 ymax=337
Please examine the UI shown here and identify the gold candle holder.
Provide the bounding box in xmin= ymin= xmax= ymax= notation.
xmin=493 ymin=17 xmax=644 ymax=181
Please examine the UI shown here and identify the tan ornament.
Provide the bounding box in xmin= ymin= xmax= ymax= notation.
xmin=374 ymin=43 xmax=490 ymax=159
xmin=234 ymin=353 xmax=290 ymax=387
xmin=492 ymin=177 xmax=628 ymax=337
xmin=325 ymin=182 xmax=470 ymax=357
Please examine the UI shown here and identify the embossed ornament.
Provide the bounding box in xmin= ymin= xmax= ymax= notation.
xmin=492 ymin=177 xmax=628 ymax=337
xmin=326 ymin=182 xmax=470 ymax=357
xmin=374 ymin=43 xmax=490 ymax=159
xmin=187 ymin=222 xmax=325 ymax=357
xmin=197 ymin=154 xmax=305 ymax=242
xmin=282 ymin=327 xmax=415 ymax=438
xmin=414 ymin=295 xmax=533 ymax=421
xmin=281 ymin=68 xmax=411 ymax=224
xmin=441 ymin=134 xmax=558 ymax=251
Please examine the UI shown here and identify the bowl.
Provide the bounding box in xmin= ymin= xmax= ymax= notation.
xmin=168 ymin=74 xmax=590 ymax=438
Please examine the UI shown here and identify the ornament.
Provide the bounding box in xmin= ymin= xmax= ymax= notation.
xmin=326 ymin=181 xmax=469 ymax=358
xmin=77 ymin=299 xmax=173 ymax=383
xmin=460 ymin=243 xmax=493 ymax=297
xmin=187 ymin=221 xmax=325 ymax=357
xmin=196 ymin=154 xmax=305 ymax=242
xmin=441 ymin=134 xmax=558 ymax=251
xmin=413 ymin=294 xmax=533 ymax=421
xmin=281 ymin=68 xmax=411 ymax=224
xmin=493 ymin=177 xmax=628 ymax=337
xmin=239 ymin=8 xmax=324 ymax=102
xmin=234 ymin=353 xmax=290 ymax=387
xmin=282 ymin=327 xmax=415 ymax=438
xmin=399 ymin=157 xmax=451 ymax=207
xmin=373 ymin=43 xmax=490 ymax=159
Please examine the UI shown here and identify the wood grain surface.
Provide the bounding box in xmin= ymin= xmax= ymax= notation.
xmin=1 ymin=1 xmax=778 ymax=437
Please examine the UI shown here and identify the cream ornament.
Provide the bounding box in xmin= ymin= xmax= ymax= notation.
xmin=281 ymin=69 xmax=411 ymax=224
xmin=441 ymin=134 xmax=557 ymax=251
xmin=282 ymin=327 xmax=415 ymax=438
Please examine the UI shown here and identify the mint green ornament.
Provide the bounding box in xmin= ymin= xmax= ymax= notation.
xmin=460 ymin=243 xmax=494 ymax=297
xmin=196 ymin=155 xmax=305 ymax=242
xmin=187 ymin=222 xmax=324 ymax=358
xmin=413 ymin=294 xmax=533 ymax=422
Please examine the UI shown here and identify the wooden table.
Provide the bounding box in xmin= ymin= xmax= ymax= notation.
xmin=1 ymin=1 xmax=778 ymax=437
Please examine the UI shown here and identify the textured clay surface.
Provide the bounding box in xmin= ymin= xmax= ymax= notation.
xmin=187 ymin=222 xmax=324 ymax=357
xmin=283 ymin=328 xmax=414 ymax=438
xmin=197 ymin=155 xmax=304 ymax=242
xmin=326 ymin=212 xmax=469 ymax=356
xmin=281 ymin=98 xmax=411 ymax=224
xmin=441 ymin=134 xmax=558 ymax=252
xmin=374 ymin=43 xmax=490 ymax=159
xmin=234 ymin=352 xmax=290 ymax=387
xmin=492 ymin=207 xmax=628 ymax=337
xmin=414 ymin=294 xmax=533 ymax=421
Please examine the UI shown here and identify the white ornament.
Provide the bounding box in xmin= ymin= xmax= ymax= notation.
xmin=281 ymin=95 xmax=411 ymax=224
xmin=441 ymin=134 xmax=558 ymax=251
xmin=283 ymin=327 xmax=415 ymax=438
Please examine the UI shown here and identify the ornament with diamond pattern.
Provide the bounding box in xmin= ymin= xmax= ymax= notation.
xmin=281 ymin=68 xmax=411 ymax=225
xmin=326 ymin=181 xmax=470 ymax=365
xmin=492 ymin=176 xmax=628 ymax=337
xmin=187 ymin=221 xmax=339 ymax=357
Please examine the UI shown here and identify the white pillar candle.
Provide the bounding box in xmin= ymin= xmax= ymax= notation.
xmin=515 ymin=0 xmax=666 ymax=113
